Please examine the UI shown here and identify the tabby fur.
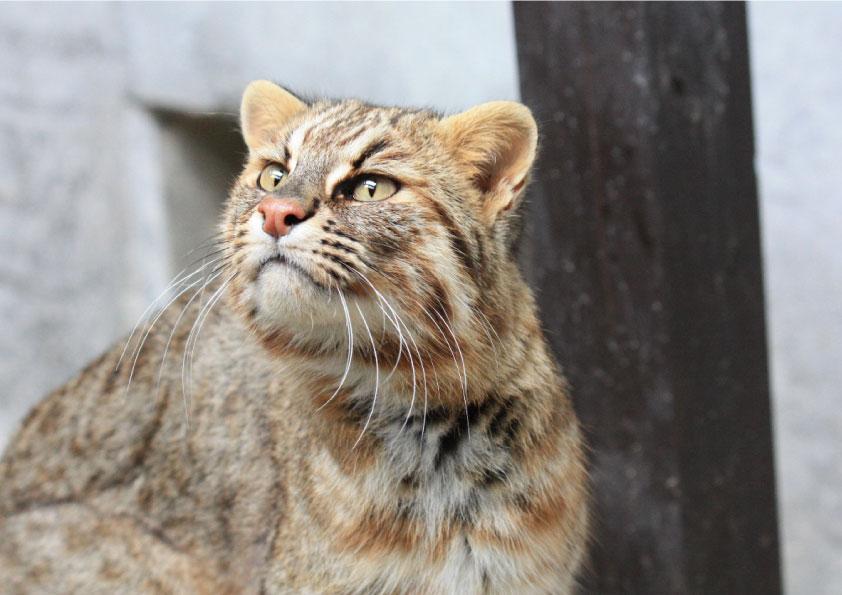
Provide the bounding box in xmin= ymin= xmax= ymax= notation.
xmin=0 ymin=81 xmax=589 ymax=594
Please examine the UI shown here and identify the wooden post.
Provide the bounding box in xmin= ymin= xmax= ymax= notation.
xmin=514 ymin=3 xmax=781 ymax=592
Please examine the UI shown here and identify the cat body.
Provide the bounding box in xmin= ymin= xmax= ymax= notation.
xmin=0 ymin=82 xmax=589 ymax=594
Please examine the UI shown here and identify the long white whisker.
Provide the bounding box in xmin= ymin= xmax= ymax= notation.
xmin=394 ymin=313 xmax=426 ymax=434
xmin=181 ymin=274 xmax=214 ymax=407
xmin=123 ymin=274 xmax=208 ymax=398
xmin=347 ymin=268 xmax=407 ymax=381
xmin=344 ymin=266 xmax=425 ymax=432
xmin=154 ymin=270 xmax=223 ymax=424
xmin=432 ymin=309 xmax=470 ymax=438
xmin=117 ymin=268 xmax=187 ymax=372
xmin=352 ymin=302 xmax=379 ymax=449
xmin=187 ymin=273 xmax=236 ymax=386
xmin=181 ymin=271 xmax=236 ymax=421
xmin=416 ymin=302 xmax=461 ymax=403
xmin=155 ymin=277 xmax=216 ymax=396
xmin=372 ymin=293 xmax=417 ymax=427
xmin=116 ymin=258 xmax=222 ymax=371
xmin=374 ymin=295 xmax=406 ymax=381
xmin=317 ymin=285 xmax=354 ymax=411
xmin=474 ymin=306 xmax=501 ymax=366
xmin=186 ymin=273 xmax=235 ymax=399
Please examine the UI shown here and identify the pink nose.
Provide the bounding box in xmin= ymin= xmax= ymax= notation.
xmin=257 ymin=197 xmax=308 ymax=237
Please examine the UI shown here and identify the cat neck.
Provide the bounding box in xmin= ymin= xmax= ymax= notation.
xmin=295 ymin=308 xmax=562 ymax=485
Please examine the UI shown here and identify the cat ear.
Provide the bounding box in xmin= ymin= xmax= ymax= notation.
xmin=439 ymin=101 xmax=538 ymax=223
xmin=240 ymin=80 xmax=307 ymax=150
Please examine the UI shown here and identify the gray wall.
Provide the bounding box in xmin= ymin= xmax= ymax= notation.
xmin=749 ymin=3 xmax=842 ymax=593
xmin=1 ymin=3 xmax=840 ymax=593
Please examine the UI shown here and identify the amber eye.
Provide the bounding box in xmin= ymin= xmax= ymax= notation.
xmin=349 ymin=175 xmax=399 ymax=202
xmin=257 ymin=163 xmax=288 ymax=191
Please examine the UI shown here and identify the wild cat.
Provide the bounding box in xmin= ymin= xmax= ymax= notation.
xmin=0 ymin=81 xmax=589 ymax=594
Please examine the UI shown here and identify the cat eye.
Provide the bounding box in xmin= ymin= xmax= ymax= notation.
xmin=348 ymin=175 xmax=399 ymax=202
xmin=257 ymin=163 xmax=288 ymax=191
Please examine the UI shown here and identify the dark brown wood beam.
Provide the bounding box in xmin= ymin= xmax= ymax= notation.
xmin=514 ymin=2 xmax=781 ymax=592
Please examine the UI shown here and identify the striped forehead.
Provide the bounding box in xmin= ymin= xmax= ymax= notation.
xmin=292 ymin=103 xmax=381 ymax=153
xmin=287 ymin=102 xmax=400 ymax=187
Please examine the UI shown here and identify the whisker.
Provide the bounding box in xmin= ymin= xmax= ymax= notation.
xmin=352 ymin=302 xmax=379 ymax=449
xmin=375 ymin=298 xmax=406 ymax=382
xmin=316 ymin=283 xmax=354 ymax=412
xmin=174 ymin=236 xmax=226 ymax=268
xmin=183 ymin=272 xmax=215 ymax=400
xmin=180 ymin=270 xmax=235 ymax=426
xmin=347 ymin=268 xmax=418 ymax=425
xmin=163 ymin=269 xmax=224 ymax=427
xmin=185 ymin=272 xmax=237 ymax=405
xmin=180 ymin=247 xmax=228 ymax=272
xmin=394 ymin=313 xmax=427 ymax=435
xmin=116 ymin=257 xmax=223 ymax=371
xmin=432 ymin=308 xmax=470 ymax=439
xmin=474 ymin=305 xmax=502 ymax=365
xmin=155 ymin=277 xmax=217 ymax=397
xmin=122 ymin=274 xmax=209 ymax=399
xmin=208 ymin=258 xmax=235 ymax=278
xmin=416 ymin=299 xmax=472 ymax=431
xmin=345 ymin=268 xmax=406 ymax=379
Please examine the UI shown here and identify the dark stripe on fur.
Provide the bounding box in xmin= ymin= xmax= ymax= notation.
xmin=352 ymin=139 xmax=389 ymax=170
xmin=433 ymin=398 xmax=496 ymax=469
xmin=428 ymin=201 xmax=476 ymax=282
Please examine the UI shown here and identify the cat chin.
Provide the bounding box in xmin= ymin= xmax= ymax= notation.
xmin=235 ymin=254 xmax=398 ymax=351
xmin=246 ymin=263 xmax=347 ymax=337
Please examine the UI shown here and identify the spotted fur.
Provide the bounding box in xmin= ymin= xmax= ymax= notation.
xmin=0 ymin=81 xmax=589 ymax=593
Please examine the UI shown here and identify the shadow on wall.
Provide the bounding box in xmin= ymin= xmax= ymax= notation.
xmin=155 ymin=110 xmax=246 ymax=276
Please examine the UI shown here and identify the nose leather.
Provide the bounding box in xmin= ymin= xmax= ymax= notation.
xmin=257 ymin=197 xmax=308 ymax=237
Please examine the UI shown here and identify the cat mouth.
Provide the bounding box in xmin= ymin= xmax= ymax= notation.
xmin=258 ymin=253 xmax=328 ymax=291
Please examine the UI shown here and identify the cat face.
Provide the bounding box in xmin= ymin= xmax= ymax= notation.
xmin=223 ymin=81 xmax=537 ymax=361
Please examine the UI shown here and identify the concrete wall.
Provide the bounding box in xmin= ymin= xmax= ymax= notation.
xmin=749 ymin=4 xmax=842 ymax=593
xmin=1 ymin=3 xmax=840 ymax=593
xmin=0 ymin=3 xmax=168 ymax=446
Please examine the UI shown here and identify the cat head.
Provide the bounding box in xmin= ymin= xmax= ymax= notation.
xmin=223 ymin=81 xmax=537 ymax=374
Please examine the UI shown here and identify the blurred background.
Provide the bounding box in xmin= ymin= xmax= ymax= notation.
xmin=0 ymin=2 xmax=839 ymax=593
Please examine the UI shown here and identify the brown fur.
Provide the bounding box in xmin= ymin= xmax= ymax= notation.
xmin=0 ymin=81 xmax=589 ymax=593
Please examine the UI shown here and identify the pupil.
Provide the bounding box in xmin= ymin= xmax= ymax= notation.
xmin=366 ymin=180 xmax=376 ymax=197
